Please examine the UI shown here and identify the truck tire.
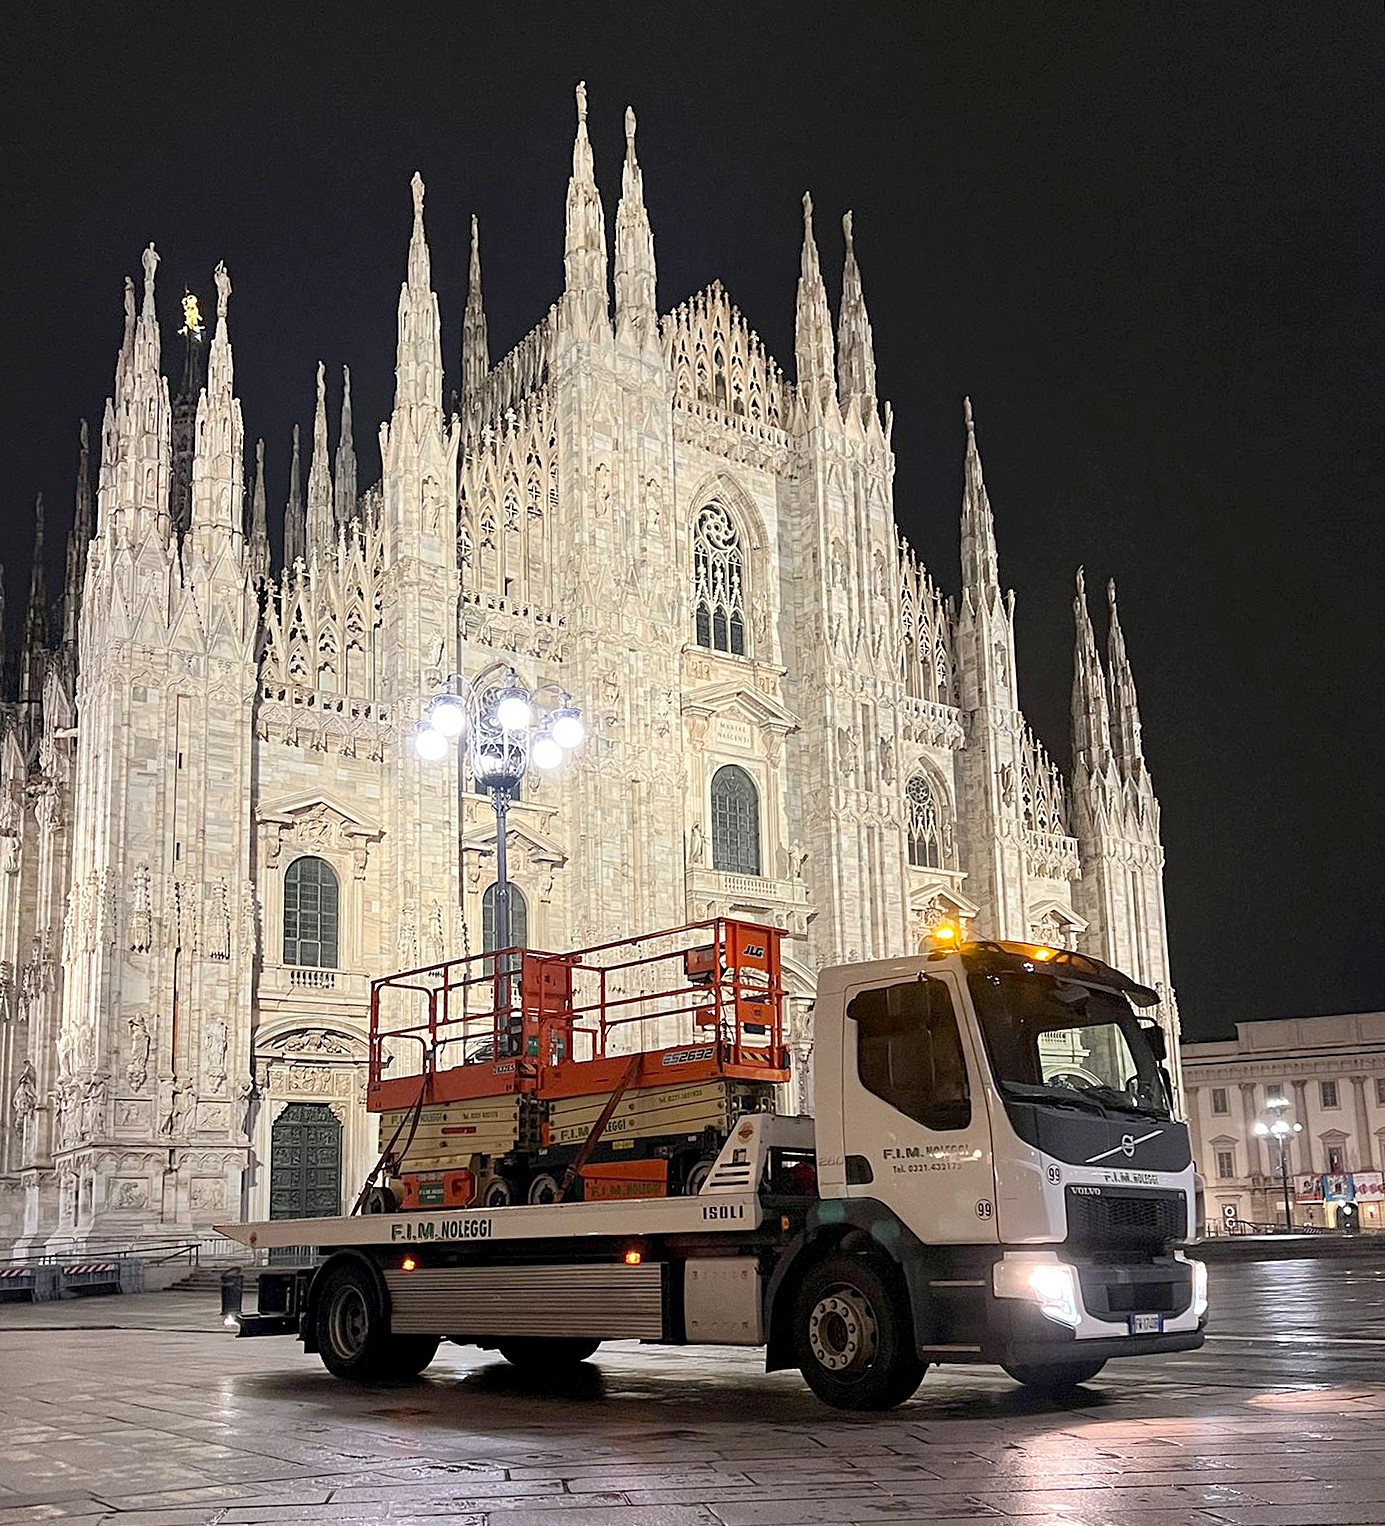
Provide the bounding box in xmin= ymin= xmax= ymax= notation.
xmin=1001 ymin=1359 xmax=1106 ymax=1394
xmin=526 ymin=1173 xmax=562 ymax=1206
xmin=794 ymin=1253 xmax=925 ymax=1411
xmin=684 ymin=1159 xmax=714 ymax=1195
xmin=314 ymin=1262 xmax=439 ymax=1381
xmin=480 ymin=1176 xmax=515 ymax=1208
xmin=496 ymin=1337 xmax=600 ymax=1370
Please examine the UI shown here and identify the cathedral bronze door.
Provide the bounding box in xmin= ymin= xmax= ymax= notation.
xmin=270 ymin=1103 xmax=343 ymax=1220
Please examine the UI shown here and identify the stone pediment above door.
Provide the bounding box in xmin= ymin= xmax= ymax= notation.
xmin=682 ymin=681 xmax=799 ymax=759
xmin=258 ymin=793 xmax=384 ymax=877
xmin=461 ymin=815 xmax=567 ymax=868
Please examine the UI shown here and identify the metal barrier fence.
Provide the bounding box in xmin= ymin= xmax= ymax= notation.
xmin=1200 ymin=1218 xmax=1338 ymax=1238
xmin=0 ymin=1234 xmax=265 ymax=1301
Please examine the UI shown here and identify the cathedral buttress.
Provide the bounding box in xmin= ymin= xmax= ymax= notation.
xmin=1070 ymin=572 xmax=1180 ymax=1088
xmin=954 ymin=399 xmax=1029 ymax=939
xmin=378 ymin=172 xmax=463 ymax=978
xmin=782 ymin=200 xmax=903 ymax=965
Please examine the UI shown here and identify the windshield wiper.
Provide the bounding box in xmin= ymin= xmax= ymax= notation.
xmin=998 ymin=1081 xmax=1108 ymax=1116
xmin=1071 ymin=1083 xmax=1168 ymax=1118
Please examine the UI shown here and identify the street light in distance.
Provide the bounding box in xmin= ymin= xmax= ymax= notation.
xmin=1253 ymin=1095 xmax=1304 ymax=1232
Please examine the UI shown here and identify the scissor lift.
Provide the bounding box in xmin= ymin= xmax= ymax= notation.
xmin=366 ymin=919 xmax=789 ymax=1207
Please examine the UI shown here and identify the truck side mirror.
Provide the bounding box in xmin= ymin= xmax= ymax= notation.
xmin=1143 ymin=1023 xmax=1167 ymax=1062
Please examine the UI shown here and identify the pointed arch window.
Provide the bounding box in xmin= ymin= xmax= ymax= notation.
xmin=283 ymin=856 xmax=339 ymax=968
xmin=481 ymin=883 xmax=528 ymax=955
xmin=693 ymin=503 xmax=747 ymax=655
xmin=711 ymin=764 xmax=760 ymax=876
xmin=906 ymin=774 xmax=945 ymax=870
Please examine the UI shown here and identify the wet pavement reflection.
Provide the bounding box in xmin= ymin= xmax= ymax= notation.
xmin=3 ymin=1257 xmax=1385 ymax=1524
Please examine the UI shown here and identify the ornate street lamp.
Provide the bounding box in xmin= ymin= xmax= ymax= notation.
xmin=1254 ymin=1095 xmax=1304 ymax=1231
xmin=413 ymin=671 xmax=583 ymax=1036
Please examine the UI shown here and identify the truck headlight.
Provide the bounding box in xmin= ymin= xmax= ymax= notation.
xmin=1027 ymin=1263 xmax=1081 ymax=1328
xmin=993 ymin=1257 xmax=1082 ymax=1328
xmin=1191 ymin=1258 xmax=1208 ymax=1321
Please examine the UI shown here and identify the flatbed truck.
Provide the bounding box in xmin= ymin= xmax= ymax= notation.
xmin=219 ymin=926 xmax=1206 ymax=1410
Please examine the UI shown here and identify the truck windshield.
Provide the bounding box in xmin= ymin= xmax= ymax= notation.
xmin=967 ymin=971 xmax=1169 ymax=1119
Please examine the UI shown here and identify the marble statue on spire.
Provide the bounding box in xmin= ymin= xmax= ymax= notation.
xmin=614 ymin=104 xmax=658 ymax=351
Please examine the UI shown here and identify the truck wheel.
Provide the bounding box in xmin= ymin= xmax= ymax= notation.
xmin=480 ymin=1176 xmax=514 ymax=1208
xmin=794 ymin=1254 xmax=924 ymax=1411
xmin=1001 ymin=1359 xmax=1106 ymax=1394
xmin=684 ymin=1159 xmax=714 ymax=1195
xmin=314 ymin=1263 xmax=439 ymax=1381
xmin=527 ymin=1172 xmax=562 ymax=1206
xmin=496 ymin=1337 xmax=600 ymax=1370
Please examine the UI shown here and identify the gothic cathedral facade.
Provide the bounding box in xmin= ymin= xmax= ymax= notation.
xmin=0 ymin=89 xmax=1177 ymax=1246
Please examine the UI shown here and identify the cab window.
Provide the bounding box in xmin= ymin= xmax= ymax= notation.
xmin=848 ymin=977 xmax=970 ymax=1131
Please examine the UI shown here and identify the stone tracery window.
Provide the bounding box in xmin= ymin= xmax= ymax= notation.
xmin=283 ymin=856 xmax=339 ymax=968
xmin=906 ymin=774 xmax=945 ymax=869
xmin=693 ymin=503 xmax=746 ymax=655
xmin=711 ymin=764 xmax=760 ymax=876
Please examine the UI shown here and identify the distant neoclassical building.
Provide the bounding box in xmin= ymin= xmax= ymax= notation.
xmin=1185 ymin=1012 xmax=1385 ymax=1233
xmin=0 ymin=86 xmax=1175 ymax=1248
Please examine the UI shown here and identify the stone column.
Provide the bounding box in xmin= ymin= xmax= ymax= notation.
xmin=1240 ymin=1082 xmax=1262 ymax=1178
xmin=1291 ymin=1078 xmax=1310 ymax=1172
xmin=1351 ymin=1075 xmax=1373 ymax=1171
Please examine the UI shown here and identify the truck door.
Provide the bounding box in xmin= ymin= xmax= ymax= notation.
xmin=840 ymin=973 xmax=999 ymax=1247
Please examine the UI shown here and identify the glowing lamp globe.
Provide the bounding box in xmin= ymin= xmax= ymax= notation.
xmin=430 ymin=695 xmax=467 ymax=738
xmin=550 ymin=708 xmax=584 ymax=749
xmin=495 ymin=692 xmax=532 ymax=731
xmin=530 ymin=732 xmax=563 ymax=770
xmin=414 ymin=725 xmax=448 ymax=761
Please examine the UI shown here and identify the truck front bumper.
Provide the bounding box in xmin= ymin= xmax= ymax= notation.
xmin=984 ymin=1249 xmax=1206 ymax=1364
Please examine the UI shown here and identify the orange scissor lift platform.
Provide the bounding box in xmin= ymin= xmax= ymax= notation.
xmin=367 ymin=918 xmax=790 ymax=1123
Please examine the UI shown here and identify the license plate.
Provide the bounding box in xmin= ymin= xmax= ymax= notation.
xmin=1129 ymin=1313 xmax=1163 ymax=1335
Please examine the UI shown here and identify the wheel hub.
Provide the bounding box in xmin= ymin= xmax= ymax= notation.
xmin=329 ymin=1285 xmax=368 ymax=1359
xmin=808 ymin=1287 xmax=878 ymax=1373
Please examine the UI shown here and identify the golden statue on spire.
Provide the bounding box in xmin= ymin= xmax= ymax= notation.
xmin=178 ymin=289 xmax=204 ymax=339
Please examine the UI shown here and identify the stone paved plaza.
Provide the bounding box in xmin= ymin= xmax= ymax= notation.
xmin=4 ymin=1258 xmax=1385 ymax=1525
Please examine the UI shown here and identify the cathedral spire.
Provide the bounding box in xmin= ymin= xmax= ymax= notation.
xmin=189 ymin=262 xmax=244 ymax=542
xmin=335 ymin=365 xmax=357 ymax=527
xmin=62 ymin=420 xmax=92 ymax=646
xmin=248 ymin=438 xmax=269 ymax=584
xmin=284 ymin=423 xmax=305 ymax=570
xmin=959 ymin=398 xmax=1002 ymax=602
xmin=560 ymin=81 xmax=611 ymax=340
xmin=1071 ymin=567 xmax=1115 ymax=779
xmin=114 ymin=276 xmax=136 ymax=405
xmin=614 ymin=105 xmax=657 ymax=351
xmin=393 ymin=173 xmax=443 ymax=417
xmin=794 ymin=193 xmax=837 ymax=421
xmin=461 ymin=217 xmax=490 ymax=406
xmin=101 ymin=245 xmax=172 ymax=549
xmin=22 ymin=494 xmax=47 ymax=701
xmin=836 ymin=211 xmax=877 ymax=419
xmin=306 ymin=361 xmax=335 ymax=554
xmin=1106 ymin=578 xmax=1149 ymax=783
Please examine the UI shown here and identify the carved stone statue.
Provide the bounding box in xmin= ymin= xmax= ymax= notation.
xmin=214 ymin=260 xmax=231 ymax=318
xmin=689 ymin=823 xmax=705 ymax=866
xmin=127 ymin=1012 xmax=151 ymax=1092
xmin=203 ymin=1017 xmax=229 ymax=1093
xmin=79 ymin=1074 xmax=108 ymax=1139
xmin=159 ymin=1080 xmax=192 ymax=1138
xmin=11 ymin=1059 xmax=36 ymax=1123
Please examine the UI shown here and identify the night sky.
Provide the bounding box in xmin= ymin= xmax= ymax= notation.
xmin=2 ymin=5 xmax=1380 ymax=1039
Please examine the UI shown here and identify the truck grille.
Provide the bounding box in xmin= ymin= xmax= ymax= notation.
xmin=1065 ymin=1188 xmax=1187 ymax=1251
